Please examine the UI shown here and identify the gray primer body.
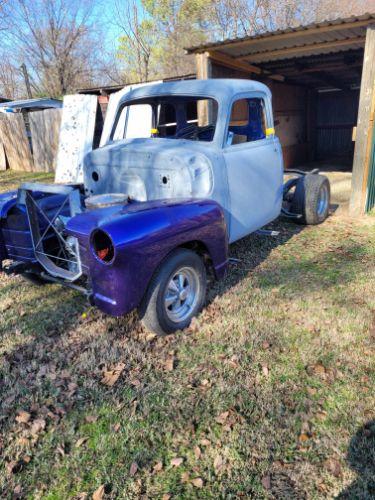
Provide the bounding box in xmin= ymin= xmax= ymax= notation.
xmin=83 ymin=79 xmax=284 ymax=243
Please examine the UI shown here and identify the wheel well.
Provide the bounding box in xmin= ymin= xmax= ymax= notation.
xmin=178 ymin=240 xmax=214 ymax=276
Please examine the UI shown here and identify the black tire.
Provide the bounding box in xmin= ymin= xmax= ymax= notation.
xmin=20 ymin=272 xmax=48 ymax=286
xmin=139 ymin=248 xmax=207 ymax=335
xmin=291 ymin=174 xmax=330 ymax=225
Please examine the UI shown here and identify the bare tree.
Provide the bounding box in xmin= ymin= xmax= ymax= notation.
xmin=0 ymin=57 xmax=23 ymax=99
xmin=114 ymin=0 xmax=157 ymax=82
xmin=6 ymin=0 xmax=101 ymax=97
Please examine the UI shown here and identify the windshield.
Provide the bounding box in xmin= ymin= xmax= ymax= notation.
xmin=111 ymin=96 xmax=218 ymax=142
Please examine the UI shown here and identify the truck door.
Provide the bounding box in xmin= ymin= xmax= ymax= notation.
xmin=223 ymin=94 xmax=283 ymax=243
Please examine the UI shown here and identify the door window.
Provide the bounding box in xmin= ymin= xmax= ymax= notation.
xmin=226 ymin=97 xmax=267 ymax=146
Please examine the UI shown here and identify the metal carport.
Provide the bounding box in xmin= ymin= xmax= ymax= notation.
xmin=187 ymin=13 xmax=375 ymax=215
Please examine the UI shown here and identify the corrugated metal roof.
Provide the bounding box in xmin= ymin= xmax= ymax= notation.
xmin=187 ymin=12 xmax=375 ymax=60
xmin=0 ymin=97 xmax=62 ymax=111
xmin=77 ymin=74 xmax=196 ymax=95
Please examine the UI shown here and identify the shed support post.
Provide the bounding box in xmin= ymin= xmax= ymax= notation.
xmin=350 ymin=27 xmax=375 ymax=216
xmin=196 ymin=52 xmax=212 ymax=126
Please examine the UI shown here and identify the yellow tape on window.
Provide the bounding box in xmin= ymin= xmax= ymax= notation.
xmin=266 ymin=127 xmax=275 ymax=136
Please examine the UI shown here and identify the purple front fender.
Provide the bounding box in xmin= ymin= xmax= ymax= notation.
xmin=66 ymin=198 xmax=228 ymax=316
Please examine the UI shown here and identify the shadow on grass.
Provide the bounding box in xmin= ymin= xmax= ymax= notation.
xmin=338 ymin=420 xmax=375 ymax=499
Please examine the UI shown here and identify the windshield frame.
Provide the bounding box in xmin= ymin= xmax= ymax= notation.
xmin=109 ymin=94 xmax=221 ymax=145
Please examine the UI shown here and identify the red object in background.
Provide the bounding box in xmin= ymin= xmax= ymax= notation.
xmin=97 ymin=248 xmax=109 ymax=260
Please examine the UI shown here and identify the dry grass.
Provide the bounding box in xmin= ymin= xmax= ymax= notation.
xmin=0 ymin=170 xmax=374 ymax=499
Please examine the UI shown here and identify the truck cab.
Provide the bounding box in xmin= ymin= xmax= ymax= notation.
xmin=84 ymin=79 xmax=283 ymax=243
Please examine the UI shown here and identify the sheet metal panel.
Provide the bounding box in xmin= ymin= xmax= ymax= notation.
xmin=316 ymin=90 xmax=359 ymax=160
xmin=55 ymin=94 xmax=97 ymax=184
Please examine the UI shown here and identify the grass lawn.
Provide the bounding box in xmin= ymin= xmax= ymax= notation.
xmin=0 ymin=169 xmax=374 ymax=499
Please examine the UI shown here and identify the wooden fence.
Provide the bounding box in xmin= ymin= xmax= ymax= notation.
xmin=0 ymin=108 xmax=62 ymax=173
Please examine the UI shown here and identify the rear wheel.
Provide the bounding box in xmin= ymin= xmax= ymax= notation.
xmin=139 ymin=249 xmax=206 ymax=335
xmin=291 ymin=174 xmax=330 ymax=224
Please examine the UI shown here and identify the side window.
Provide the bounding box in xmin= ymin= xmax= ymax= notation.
xmin=227 ymin=97 xmax=267 ymax=146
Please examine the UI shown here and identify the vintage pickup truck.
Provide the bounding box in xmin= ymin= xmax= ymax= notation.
xmin=0 ymin=79 xmax=330 ymax=334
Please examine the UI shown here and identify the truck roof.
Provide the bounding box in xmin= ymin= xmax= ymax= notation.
xmin=120 ymin=79 xmax=271 ymax=104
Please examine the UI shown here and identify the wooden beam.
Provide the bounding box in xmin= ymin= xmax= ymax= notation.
xmin=207 ymin=50 xmax=261 ymax=74
xmin=192 ymin=19 xmax=374 ymax=53
xmin=195 ymin=52 xmax=212 ymax=125
xmin=238 ymin=37 xmax=366 ymax=63
xmin=207 ymin=50 xmax=285 ymax=82
xmin=350 ymin=28 xmax=375 ymax=215
xmin=196 ymin=52 xmax=212 ymax=80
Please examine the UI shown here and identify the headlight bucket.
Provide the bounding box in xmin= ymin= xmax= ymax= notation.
xmin=91 ymin=229 xmax=115 ymax=264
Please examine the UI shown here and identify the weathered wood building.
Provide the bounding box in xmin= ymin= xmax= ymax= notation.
xmin=188 ymin=13 xmax=375 ymax=215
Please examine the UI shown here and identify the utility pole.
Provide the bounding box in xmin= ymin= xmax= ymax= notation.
xmin=20 ymin=63 xmax=33 ymax=98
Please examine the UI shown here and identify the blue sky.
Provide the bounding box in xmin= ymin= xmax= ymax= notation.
xmin=95 ymin=0 xmax=145 ymax=48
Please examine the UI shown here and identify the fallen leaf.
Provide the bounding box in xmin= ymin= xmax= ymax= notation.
xmin=313 ymin=363 xmax=326 ymax=375
xmin=170 ymin=457 xmax=183 ymax=467
xmin=213 ymin=455 xmax=223 ymax=471
xmin=129 ymin=378 xmax=141 ymax=388
xmin=13 ymin=485 xmax=22 ymax=495
xmin=162 ymin=495 xmax=171 ymax=500
xmin=215 ymin=411 xmax=229 ymax=424
xmin=191 ymin=477 xmax=203 ymax=488
xmin=307 ymin=387 xmax=317 ymax=396
xmin=164 ymin=358 xmax=174 ymax=371
xmin=153 ymin=461 xmax=163 ymax=472
xmin=325 ymin=458 xmax=341 ymax=477
xmin=194 ymin=446 xmax=201 ymax=459
xmin=316 ymin=410 xmax=327 ymax=421
xmin=145 ymin=332 xmax=157 ymax=341
xmin=85 ymin=415 xmax=98 ymax=423
xmin=75 ymin=437 xmax=88 ymax=448
xmin=101 ymin=363 xmax=125 ymax=387
xmin=30 ymin=418 xmax=46 ymax=436
xmin=299 ymin=433 xmax=309 ymax=443
xmin=129 ymin=462 xmax=138 ymax=476
xmin=181 ymin=471 xmax=190 ymax=483
xmin=112 ymin=423 xmax=121 ymax=432
xmin=200 ymin=438 xmax=211 ymax=446
xmin=261 ymin=364 xmax=269 ymax=377
xmin=261 ymin=474 xmax=271 ymax=490
xmin=68 ymin=382 xmax=78 ymax=392
xmin=92 ymin=484 xmax=105 ymax=500
xmin=57 ymin=446 xmax=65 ymax=457
xmin=16 ymin=411 xmax=31 ymax=424
xmin=262 ymin=341 xmax=270 ymax=350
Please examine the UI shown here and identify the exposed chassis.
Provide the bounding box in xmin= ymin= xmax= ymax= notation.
xmin=15 ymin=183 xmax=83 ymax=281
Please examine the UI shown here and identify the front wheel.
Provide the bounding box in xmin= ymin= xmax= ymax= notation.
xmin=139 ymin=249 xmax=207 ymax=335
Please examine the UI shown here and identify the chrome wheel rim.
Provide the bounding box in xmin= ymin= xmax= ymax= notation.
xmin=164 ymin=267 xmax=200 ymax=323
xmin=317 ymin=184 xmax=329 ymax=216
